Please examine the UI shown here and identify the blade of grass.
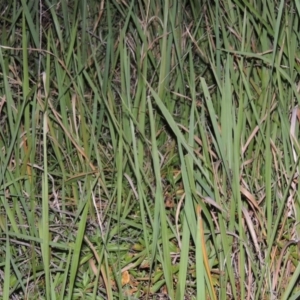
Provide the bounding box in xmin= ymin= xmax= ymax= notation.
xmin=148 ymin=97 xmax=174 ymax=298
xmin=3 ymin=229 xmax=11 ymax=300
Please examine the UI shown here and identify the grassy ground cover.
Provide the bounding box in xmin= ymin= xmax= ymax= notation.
xmin=1 ymin=0 xmax=300 ymax=299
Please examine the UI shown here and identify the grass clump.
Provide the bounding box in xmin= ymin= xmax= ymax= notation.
xmin=0 ymin=0 xmax=300 ymax=299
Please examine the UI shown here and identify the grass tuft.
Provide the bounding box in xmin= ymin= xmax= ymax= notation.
xmin=0 ymin=0 xmax=300 ymax=299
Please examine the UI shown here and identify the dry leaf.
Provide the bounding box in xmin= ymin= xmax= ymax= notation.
xmin=121 ymin=270 xmax=130 ymax=286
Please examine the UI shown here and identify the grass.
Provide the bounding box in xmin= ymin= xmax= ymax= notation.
xmin=0 ymin=0 xmax=300 ymax=299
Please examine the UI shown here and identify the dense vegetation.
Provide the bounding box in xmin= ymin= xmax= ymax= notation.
xmin=1 ymin=0 xmax=300 ymax=299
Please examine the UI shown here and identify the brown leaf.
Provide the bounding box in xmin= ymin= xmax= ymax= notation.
xmin=121 ymin=270 xmax=130 ymax=286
